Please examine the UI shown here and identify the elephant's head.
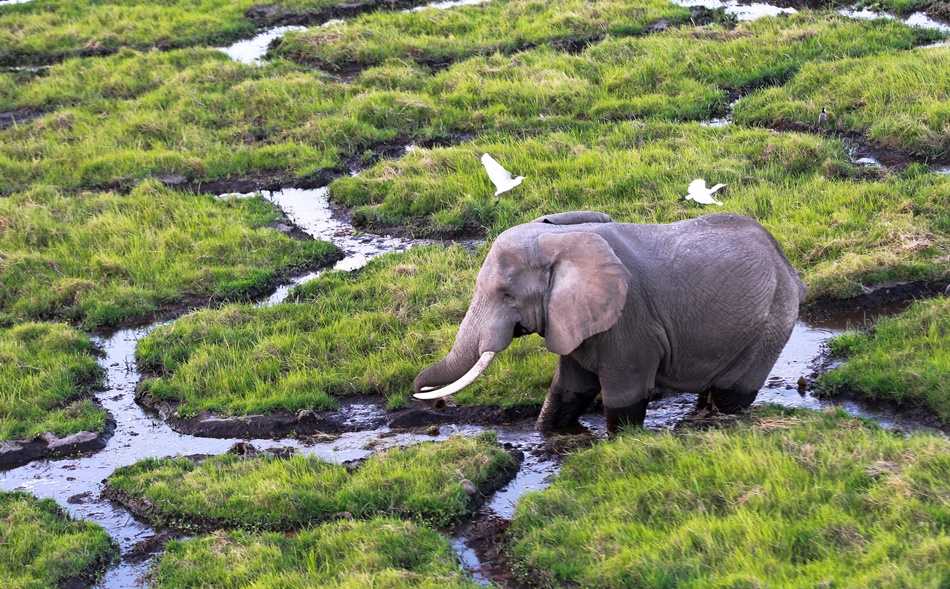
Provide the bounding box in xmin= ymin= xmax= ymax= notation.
xmin=414 ymin=215 xmax=631 ymax=401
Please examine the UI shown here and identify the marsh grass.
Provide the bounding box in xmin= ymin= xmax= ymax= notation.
xmin=0 ymin=322 xmax=106 ymax=442
xmin=105 ymin=431 xmax=514 ymax=530
xmin=0 ymin=14 xmax=935 ymax=191
xmin=509 ymin=407 xmax=950 ymax=588
xmin=151 ymin=519 xmax=480 ymax=588
xmin=333 ymin=123 xmax=950 ymax=297
xmin=137 ymin=245 xmax=554 ymax=414
xmin=0 ymin=491 xmax=117 ymax=589
xmin=0 ymin=181 xmax=338 ymax=329
xmin=273 ymin=0 xmax=693 ymax=71
xmin=0 ymin=0 xmax=408 ymax=66
xmin=819 ymin=296 xmax=950 ymax=423
xmin=737 ymin=45 xmax=950 ymax=159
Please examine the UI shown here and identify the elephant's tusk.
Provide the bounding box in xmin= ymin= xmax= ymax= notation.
xmin=413 ymin=352 xmax=496 ymax=400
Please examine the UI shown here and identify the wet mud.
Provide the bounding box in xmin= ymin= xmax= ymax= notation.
xmin=0 ymin=107 xmax=45 ymax=130
xmin=0 ymin=419 xmax=115 ymax=470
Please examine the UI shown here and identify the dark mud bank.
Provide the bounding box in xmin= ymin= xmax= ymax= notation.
xmin=802 ymin=279 xmax=948 ymax=322
xmin=0 ymin=418 xmax=115 ymax=470
xmin=773 ymin=121 xmax=950 ymax=170
xmin=135 ymin=390 xmax=541 ymax=438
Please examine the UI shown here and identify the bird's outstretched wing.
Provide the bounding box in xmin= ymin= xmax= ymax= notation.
xmin=481 ymin=153 xmax=524 ymax=195
xmin=685 ymin=179 xmax=725 ymax=205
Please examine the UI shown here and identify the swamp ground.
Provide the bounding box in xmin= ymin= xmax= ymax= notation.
xmin=1 ymin=0 xmax=949 ymax=586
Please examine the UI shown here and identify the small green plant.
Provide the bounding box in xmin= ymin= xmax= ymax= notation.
xmin=510 ymin=407 xmax=950 ymax=588
xmin=151 ymin=518 xmax=481 ymax=588
xmin=818 ymin=296 xmax=950 ymax=423
xmin=0 ymin=491 xmax=117 ymax=589
xmin=0 ymin=322 xmax=106 ymax=442
xmin=105 ymin=432 xmax=515 ymax=530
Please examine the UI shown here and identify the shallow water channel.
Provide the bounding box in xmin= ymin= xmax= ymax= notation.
xmin=0 ymin=185 xmax=937 ymax=587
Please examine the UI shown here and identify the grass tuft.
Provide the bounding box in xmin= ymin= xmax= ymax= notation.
xmin=0 ymin=491 xmax=117 ymax=589
xmin=0 ymin=322 xmax=105 ymax=442
xmin=0 ymin=181 xmax=338 ymax=329
xmin=150 ymin=518 xmax=481 ymax=588
xmin=818 ymin=296 xmax=950 ymax=423
xmin=510 ymin=407 xmax=950 ymax=588
xmin=105 ymin=431 xmax=515 ymax=530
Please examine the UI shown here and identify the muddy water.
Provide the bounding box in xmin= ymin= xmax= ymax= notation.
xmin=0 ymin=183 xmax=938 ymax=588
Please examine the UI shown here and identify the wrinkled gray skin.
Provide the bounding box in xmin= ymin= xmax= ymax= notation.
xmin=414 ymin=211 xmax=807 ymax=433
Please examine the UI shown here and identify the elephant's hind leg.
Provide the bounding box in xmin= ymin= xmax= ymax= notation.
xmin=536 ymin=356 xmax=600 ymax=432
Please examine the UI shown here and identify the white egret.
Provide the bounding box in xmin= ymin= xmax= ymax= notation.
xmin=481 ymin=153 xmax=524 ymax=196
xmin=685 ymin=179 xmax=726 ymax=206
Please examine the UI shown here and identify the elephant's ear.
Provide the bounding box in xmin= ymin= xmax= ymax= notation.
xmin=538 ymin=232 xmax=631 ymax=355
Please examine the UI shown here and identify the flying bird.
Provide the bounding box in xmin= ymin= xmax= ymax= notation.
xmin=685 ymin=179 xmax=726 ymax=206
xmin=481 ymin=153 xmax=524 ymax=196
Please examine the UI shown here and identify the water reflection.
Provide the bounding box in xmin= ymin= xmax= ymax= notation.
xmin=217 ymin=26 xmax=306 ymax=65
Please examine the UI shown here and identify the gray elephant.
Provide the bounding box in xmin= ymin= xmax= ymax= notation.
xmin=414 ymin=211 xmax=807 ymax=433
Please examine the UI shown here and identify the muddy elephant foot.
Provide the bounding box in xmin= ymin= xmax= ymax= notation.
xmin=707 ymin=387 xmax=757 ymax=414
xmin=536 ymin=388 xmax=600 ymax=432
xmin=604 ymin=400 xmax=648 ymax=434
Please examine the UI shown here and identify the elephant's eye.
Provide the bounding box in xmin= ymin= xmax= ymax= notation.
xmin=501 ymin=292 xmax=514 ymax=301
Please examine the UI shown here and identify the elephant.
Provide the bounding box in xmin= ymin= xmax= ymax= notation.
xmin=413 ymin=211 xmax=807 ymax=433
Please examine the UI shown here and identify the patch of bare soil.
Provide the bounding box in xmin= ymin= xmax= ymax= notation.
xmin=454 ymin=516 xmax=530 ymax=589
xmin=156 ymin=170 xmax=338 ymax=196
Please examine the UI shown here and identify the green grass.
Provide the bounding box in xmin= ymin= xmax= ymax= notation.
xmin=0 ymin=491 xmax=117 ymax=589
xmin=736 ymin=45 xmax=950 ymax=159
xmin=0 ymin=0 xmax=418 ymax=66
xmin=150 ymin=519 xmax=480 ymax=589
xmin=105 ymin=431 xmax=515 ymax=530
xmin=509 ymin=407 xmax=950 ymax=588
xmin=332 ymin=123 xmax=950 ymax=297
xmin=136 ymin=245 xmax=553 ymax=414
xmin=0 ymin=181 xmax=338 ymax=330
xmin=0 ymin=14 xmax=935 ymax=191
xmin=273 ymin=0 xmax=693 ymax=71
xmin=818 ymin=297 xmax=950 ymax=423
xmin=0 ymin=322 xmax=106 ymax=442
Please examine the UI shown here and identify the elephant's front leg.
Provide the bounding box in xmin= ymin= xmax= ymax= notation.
xmin=600 ymin=372 xmax=653 ymax=434
xmin=536 ymin=356 xmax=601 ymax=432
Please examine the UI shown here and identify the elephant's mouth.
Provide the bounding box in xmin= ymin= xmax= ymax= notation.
xmin=513 ymin=322 xmax=531 ymax=338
